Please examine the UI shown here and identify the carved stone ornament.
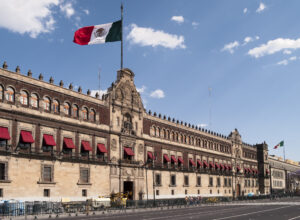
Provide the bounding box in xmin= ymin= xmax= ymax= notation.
xmin=138 ymin=144 xmax=143 ymax=154
xmin=111 ymin=139 xmax=117 ymax=151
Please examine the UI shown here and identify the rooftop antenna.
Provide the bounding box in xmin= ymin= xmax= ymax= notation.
xmin=208 ymin=87 xmax=212 ymax=128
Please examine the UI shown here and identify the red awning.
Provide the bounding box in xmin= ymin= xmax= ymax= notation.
xmin=215 ymin=163 xmax=220 ymax=169
xmin=197 ymin=160 xmax=202 ymax=167
xmin=20 ymin=130 xmax=34 ymax=143
xmin=147 ymin=151 xmax=153 ymax=159
xmin=209 ymin=161 xmax=214 ymax=168
xmin=0 ymin=127 xmax=10 ymax=140
xmin=81 ymin=140 xmax=92 ymax=151
xmin=266 ymin=169 xmax=269 ymax=174
xmin=163 ymin=154 xmax=170 ymax=162
xmin=189 ymin=158 xmax=196 ymax=166
xmin=97 ymin=143 xmax=107 ymax=153
xmin=249 ymin=168 xmax=253 ymax=173
xmin=203 ymin=161 xmax=209 ymax=168
xmin=63 ymin=137 xmax=75 ymax=149
xmin=178 ymin=156 xmax=184 ymax=164
xmin=224 ymin=164 xmax=228 ymax=170
xmin=124 ymin=147 xmax=135 ymax=156
xmin=43 ymin=134 xmax=56 ymax=146
xmin=171 ymin=155 xmax=177 ymax=163
xmin=237 ymin=166 xmax=240 ymax=170
xmin=228 ymin=165 xmax=232 ymax=170
xmin=220 ymin=164 xmax=225 ymax=170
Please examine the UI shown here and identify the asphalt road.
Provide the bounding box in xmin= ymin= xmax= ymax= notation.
xmin=58 ymin=198 xmax=300 ymax=220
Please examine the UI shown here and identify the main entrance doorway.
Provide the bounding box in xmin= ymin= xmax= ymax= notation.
xmin=123 ymin=181 xmax=134 ymax=200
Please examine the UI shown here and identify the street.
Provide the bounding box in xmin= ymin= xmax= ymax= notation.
xmin=57 ymin=197 xmax=300 ymax=220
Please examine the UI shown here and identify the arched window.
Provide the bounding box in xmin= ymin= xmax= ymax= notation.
xmin=5 ymin=87 xmax=14 ymax=102
xmin=52 ymin=99 xmax=59 ymax=113
xmin=82 ymin=107 xmax=88 ymax=120
xmin=72 ymin=104 xmax=78 ymax=118
xmin=31 ymin=93 xmax=39 ymax=108
xmin=19 ymin=90 xmax=29 ymax=105
xmin=43 ymin=96 xmax=51 ymax=111
xmin=63 ymin=102 xmax=71 ymax=115
xmin=157 ymin=127 xmax=161 ymax=137
xmin=89 ymin=109 xmax=95 ymax=122
xmin=163 ymin=129 xmax=166 ymax=138
xmin=0 ymin=85 xmax=3 ymax=100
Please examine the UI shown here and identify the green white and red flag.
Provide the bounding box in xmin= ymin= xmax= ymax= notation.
xmin=273 ymin=141 xmax=284 ymax=149
xmin=73 ymin=20 xmax=122 ymax=45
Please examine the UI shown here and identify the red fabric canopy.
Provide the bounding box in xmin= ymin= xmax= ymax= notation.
xmin=189 ymin=158 xmax=196 ymax=166
xmin=209 ymin=161 xmax=214 ymax=168
xmin=20 ymin=130 xmax=34 ymax=143
xmin=97 ymin=143 xmax=107 ymax=153
xmin=43 ymin=134 xmax=56 ymax=146
xmin=266 ymin=169 xmax=269 ymax=174
xmin=171 ymin=155 xmax=177 ymax=163
xmin=215 ymin=163 xmax=220 ymax=169
xmin=220 ymin=164 xmax=225 ymax=170
xmin=163 ymin=154 xmax=170 ymax=162
xmin=0 ymin=127 xmax=10 ymax=140
xmin=203 ymin=161 xmax=209 ymax=168
xmin=197 ymin=160 xmax=202 ymax=167
xmin=228 ymin=165 xmax=232 ymax=170
xmin=81 ymin=140 xmax=92 ymax=151
xmin=63 ymin=137 xmax=75 ymax=149
xmin=124 ymin=147 xmax=134 ymax=156
xmin=178 ymin=156 xmax=184 ymax=164
xmin=147 ymin=151 xmax=153 ymax=159
xmin=224 ymin=164 xmax=229 ymax=170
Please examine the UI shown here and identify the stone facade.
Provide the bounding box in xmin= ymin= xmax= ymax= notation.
xmin=0 ymin=65 xmax=270 ymax=201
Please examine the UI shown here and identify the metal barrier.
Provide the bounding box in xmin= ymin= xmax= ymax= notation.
xmin=0 ymin=193 xmax=298 ymax=217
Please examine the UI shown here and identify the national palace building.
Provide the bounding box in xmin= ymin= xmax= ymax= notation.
xmin=0 ymin=62 xmax=271 ymax=201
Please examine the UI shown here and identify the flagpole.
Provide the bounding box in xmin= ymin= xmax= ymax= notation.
xmin=121 ymin=3 xmax=123 ymax=70
xmin=283 ymin=143 xmax=286 ymax=161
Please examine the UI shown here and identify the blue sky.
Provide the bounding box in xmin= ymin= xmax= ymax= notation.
xmin=0 ymin=0 xmax=299 ymax=161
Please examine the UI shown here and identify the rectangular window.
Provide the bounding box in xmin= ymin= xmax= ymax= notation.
xmin=80 ymin=168 xmax=90 ymax=184
xmin=224 ymin=178 xmax=227 ymax=187
xmin=245 ymin=180 xmax=247 ymax=187
xmin=217 ymin=177 xmax=221 ymax=187
xmin=156 ymin=190 xmax=159 ymax=196
xmin=185 ymin=189 xmax=188 ymax=195
xmin=209 ymin=177 xmax=213 ymax=187
xmin=229 ymin=178 xmax=232 ymax=187
xmin=0 ymin=188 xmax=3 ymax=197
xmin=0 ymin=140 xmax=7 ymax=148
xmin=197 ymin=176 xmax=201 ymax=186
xmin=170 ymin=175 xmax=176 ymax=186
xmin=171 ymin=189 xmax=174 ymax=195
xmin=82 ymin=189 xmax=87 ymax=197
xmin=44 ymin=189 xmax=50 ymax=197
xmin=0 ymin=163 xmax=6 ymax=180
xmin=42 ymin=165 xmax=53 ymax=182
xmin=155 ymin=174 xmax=161 ymax=186
xmin=184 ymin=175 xmax=189 ymax=186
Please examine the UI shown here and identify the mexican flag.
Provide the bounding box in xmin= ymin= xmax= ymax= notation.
xmin=274 ymin=141 xmax=284 ymax=149
xmin=73 ymin=20 xmax=122 ymax=45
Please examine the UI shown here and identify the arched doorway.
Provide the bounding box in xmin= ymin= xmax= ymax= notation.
xmin=236 ymin=184 xmax=241 ymax=197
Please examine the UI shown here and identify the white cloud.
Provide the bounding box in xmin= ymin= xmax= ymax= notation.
xmin=91 ymin=89 xmax=107 ymax=97
xmin=243 ymin=8 xmax=248 ymax=14
xmin=283 ymin=50 xmax=292 ymax=55
xmin=83 ymin=9 xmax=89 ymax=15
xmin=243 ymin=36 xmax=260 ymax=45
xmin=197 ymin=124 xmax=208 ymax=128
xmin=277 ymin=59 xmax=288 ymax=66
xmin=256 ymin=2 xmax=266 ymax=13
xmin=171 ymin=16 xmax=184 ymax=24
xmin=60 ymin=2 xmax=75 ymax=18
xmin=137 ymin=86 xmax=146 ymax=94
xmin=221 ymin=41 xmax=239 ymax=54
xmin=150 ymin=89 xmax=165 ymax=99
xmin=192 ymin=21 xmax=199 ymax=29
xmin=289 ymin=56 xmax=297 ymax=61
xmin=248 ymin=38 xmax=300 ymax=58
xmin=127 ymin=24 xmax=186 ymax=49
xmin=0 ymin=0 xmax=59 ymax=38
